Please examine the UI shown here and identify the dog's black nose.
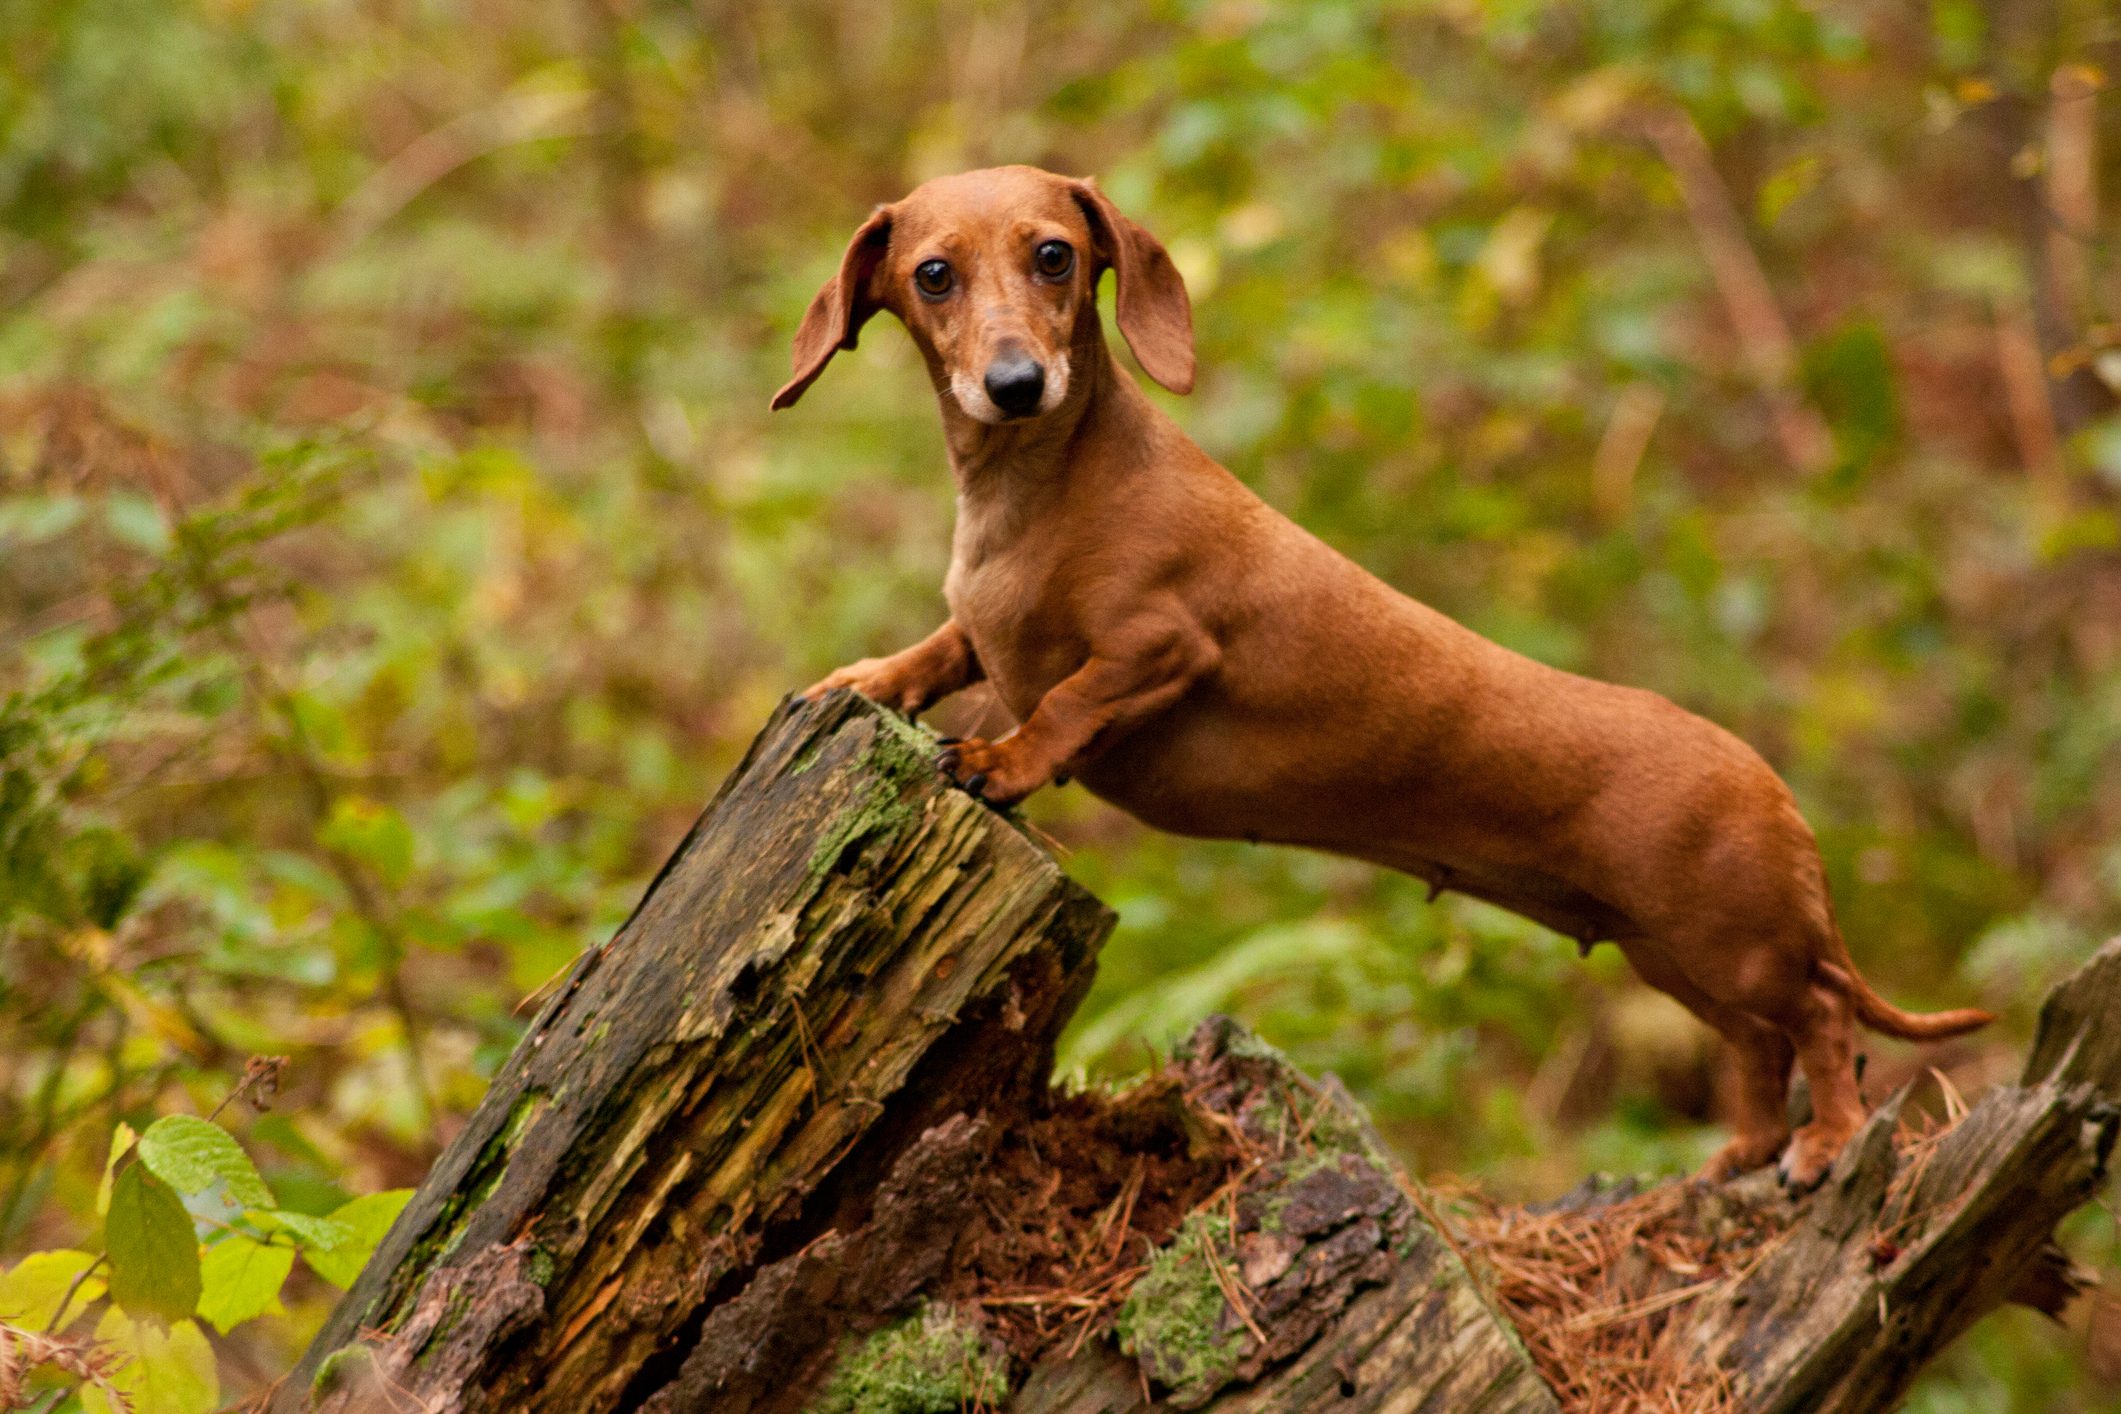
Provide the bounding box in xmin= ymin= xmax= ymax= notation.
xmin=984 ymin=357 xmax=1046 ymax=418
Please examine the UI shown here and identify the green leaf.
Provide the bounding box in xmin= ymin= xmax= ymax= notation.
xmin=81 ymin=1309 xmax=218 ymax=1414
xmin=301 ymin=1189 xmax=413 ymax=1290
xmin=105 ymin=1165 xmax=202 ymax=1326
xmin=255 ymin=1209 xmax=353 ymax=1252
xmin=99 ymin=1121 xmax=138 ymax=1217
xmin=1755 ymin=153 xmax=1821 ymax=227
xmin=0 ymin=1249 xmax=106 ymax=1332
xmin=196 ymin=1235 xmax=293 ymax=1334
xmin=136 ymin=1115 xmax=274 ymax=1209
xmin=0 ymin=493 xmax=85 ymax=546
xmin=320 ymin=796 xmax=416 ymax=888
xmin=105 ymin=491 xmax=174 ymax=555
xmin=1802 ymin=321 xmax=1899 ymax=468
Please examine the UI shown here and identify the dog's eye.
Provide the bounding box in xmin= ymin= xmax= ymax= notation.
xmin=914 ymin=259 xmax=954 ymax=298
xmin=1034 ymin=240 xmax=1074 ymax=279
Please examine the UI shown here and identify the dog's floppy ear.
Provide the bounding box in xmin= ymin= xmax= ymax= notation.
xmin=771 ymin=205 xmax=893 ymax=411
xmin=1069 ymin=180 xmax=1195 ymax=395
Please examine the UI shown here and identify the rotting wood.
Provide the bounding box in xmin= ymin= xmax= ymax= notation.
xmin=276 ymin=693 xmax=2121 ymax=1413
xmin=275 ymin=690 xmax=1113 ymax=1413
xmin=1004 ymin=1019 xmax=1560 ymax=1414
xmin=1670 ymin=939 xmax=2121 ymax=1413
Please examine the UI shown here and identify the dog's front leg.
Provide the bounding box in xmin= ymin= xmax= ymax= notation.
xmin=935 ymin=610 xmax=1218 ymax=805
xmin=802 ymin=619 xmax=984 ymax=716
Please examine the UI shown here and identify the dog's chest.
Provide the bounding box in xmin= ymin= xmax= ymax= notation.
xmin=944 ymin=544 xmax=1086 ymax=723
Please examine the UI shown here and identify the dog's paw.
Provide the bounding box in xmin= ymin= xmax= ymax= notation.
xmin=802 ymin=659 xmax=919 ymax=712
xmin=932 ymin=737 xmax=1044 ymax=807
xmin=1774 ymin=1124 xmax=1849 ymax=1194
xmin=1695 ymin=1132 xmax=1789 ymax=1185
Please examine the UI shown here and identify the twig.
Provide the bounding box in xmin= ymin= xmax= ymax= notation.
xmin=330 ymin=88 xmax=598 ymax=253
xmin=1590 ymin=384 xmax=1665 ymax=525
xmin=1640 ymin=106 xmax=1834 ymax=477
xmin=1198 ymin=1224 xmax=1268 ymax=1347
xmin=1560 ymin=1278 xmax=1720 ymax=1332
xmin=45 ymin=1255 xmax=106 ymax=1335
xmin=1994 ymin=294 xmax=2063 ymax=485
xmin=207 ymin=1055 xmax=289 ymax=1123
xmin=2045 ymin=63 xmax=2101 ymax=322
xmin=191 ymin=574 xmax=436 ymax=1132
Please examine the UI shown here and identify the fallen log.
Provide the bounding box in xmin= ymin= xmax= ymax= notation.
xmin=276 ymin=692 xmax=2119 ymax=1413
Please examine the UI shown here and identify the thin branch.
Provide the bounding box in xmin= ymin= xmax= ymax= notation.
xmin=2044 ymin=62 xmax=2102 ymax=323
xmin=1591 ymin=383 xmax=1665 ymax=524
xmin=1640 ymin=106 xmax=1835 ymax=477
xmin=1995 ymin=294 xmax=2063 ymax=486
xmin=46 ymin=1254 xmax=106 ymax=1334
xmin=329 ymin=87 xmax=598 ymax=254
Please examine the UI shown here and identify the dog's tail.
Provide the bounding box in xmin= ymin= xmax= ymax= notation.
xmin=1818 ymin=933 xmax=1994 ymax=1041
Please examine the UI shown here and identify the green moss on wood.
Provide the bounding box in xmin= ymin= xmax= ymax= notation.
xmin=800 ymin=712 xmax=944 ymax=889
xmin=788 ymin=735 xmax=829 ymax=775
xmin=312 ymin=1345 xmax=369 ymax=1399
xmin=1114 ymin=1211 xmax=1247 ymax=1404
xmin=809 ymin=1303 xmax=1011 ymax=1414
xmin=1179 ymin=1017 xmax=1398 ymax=1174
xmin=415 ymin=1283 xmax=478 ymax=1366
xmin=397 ymin=1088 xmax=548 ymax=1290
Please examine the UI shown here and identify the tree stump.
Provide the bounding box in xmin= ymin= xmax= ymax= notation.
xmin=276 ymin=693 xmax=2121 ymax=1414
xmin=277 ymin=691 xmax=1112 ymax=1412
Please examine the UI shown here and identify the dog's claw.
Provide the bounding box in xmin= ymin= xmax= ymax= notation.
xmin=932 ymin=744 xmax=999 ymax=804
xmin=1775 ymin=1154 xmax=1825 ymax=1197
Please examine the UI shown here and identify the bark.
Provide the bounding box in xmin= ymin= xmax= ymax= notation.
xmin=276 ymin=690 xmax=1113 ymax=1413
xmin=277 ymin=693 xmax=2121 ymax=1414
xmin=1671 ymin=942 xmax=2121 ymax=1412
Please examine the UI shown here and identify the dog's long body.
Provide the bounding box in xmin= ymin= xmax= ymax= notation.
xmin=781 ymin=165 xmax=1989 ymax=1188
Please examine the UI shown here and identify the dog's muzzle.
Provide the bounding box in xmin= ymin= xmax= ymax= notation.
xmin=983 ymin=357 xmax=1046 ymax=419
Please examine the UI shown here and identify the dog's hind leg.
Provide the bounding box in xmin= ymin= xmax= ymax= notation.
xmin=1616 ymin=939 xmax=1794 ymax=1182
xmin=1648 ymin=919 xmax=1867 ymax=1192
xmin=1772 ymin=972 xmax=1867 ymax=1191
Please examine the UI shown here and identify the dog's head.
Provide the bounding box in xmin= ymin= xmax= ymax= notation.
xmin=771 ymin=165 xmax=1193 ymax=420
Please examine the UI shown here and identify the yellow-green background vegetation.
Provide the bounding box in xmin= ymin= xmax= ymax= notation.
xmin=3 ymin=0 xmax=2118 ymax=1408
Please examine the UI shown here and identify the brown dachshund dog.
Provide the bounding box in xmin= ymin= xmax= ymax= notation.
xmin=778 ymin=165 xmax=1990 ymax=1190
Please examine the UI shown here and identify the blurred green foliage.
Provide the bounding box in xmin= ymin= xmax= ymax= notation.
xmin=2 ymin=0 xmax=2118 ymax=1407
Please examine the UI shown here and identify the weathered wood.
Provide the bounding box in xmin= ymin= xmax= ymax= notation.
xmin=1005 ymin=1019 xmax=1559 ymax=1414
xmin=276 ymin=691 xmax=1113 ymax=1413
xmin=1009 ymin=1253 xmax=1561 ymax=1414
xmin=1668 ymin=937 xmax=2121 ymax=1412
xmin=278 ymin=693 xmax=2121 ymax=1414
xmin=998 ymin=947 xmax=2121 ymax=1414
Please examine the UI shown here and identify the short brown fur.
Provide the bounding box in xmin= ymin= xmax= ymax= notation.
xmin=781 ymin=165 xmax=1990 ymax=1189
